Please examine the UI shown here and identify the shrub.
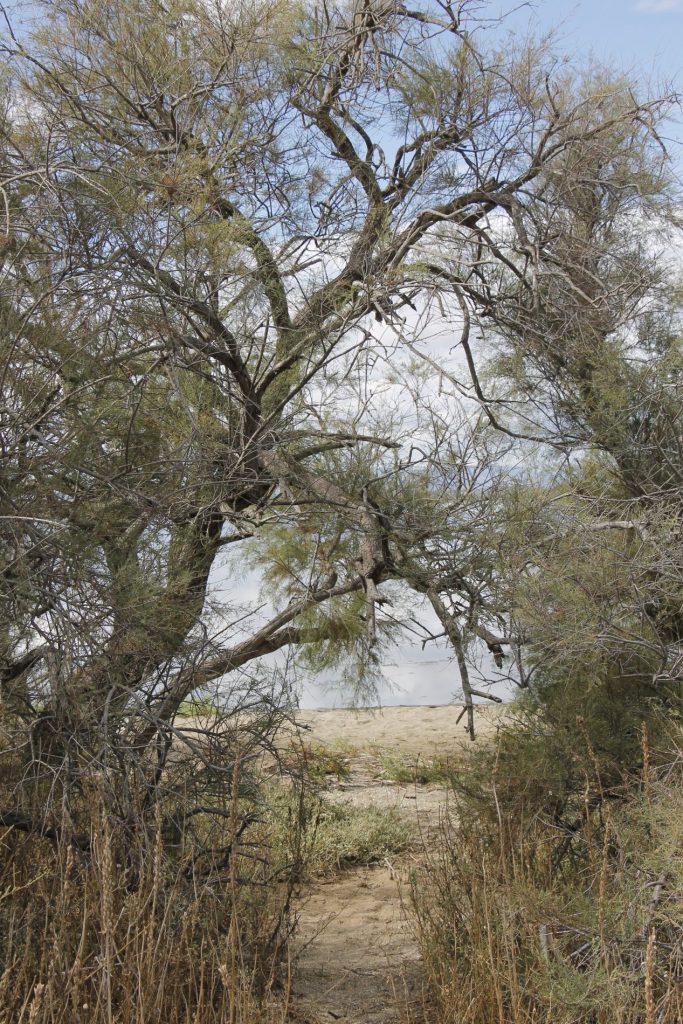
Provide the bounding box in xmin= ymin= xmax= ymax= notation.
xmin=264 ymin=782 xmax=412 ymax=877
xmin=378 ymin=752 xmax=454 ymax=786
xmin=408 ymin=674 xmax=683 ymax=1024
xmin=0 ymin=712 xmax=302 ymax=1024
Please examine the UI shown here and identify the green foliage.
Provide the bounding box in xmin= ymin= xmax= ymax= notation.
xmin=176 ymin=694 xmax=220 ymax=718
xmin=309 ymin=800 xmax=412 ymax=875
xmin=263 ymin=782 xmax=412 ymax=877
xmin=451 ymin=661 xmax=679 ymax=835
xmin=377 ymin=752 xmax=454 ymax=786
xmin=244 ymin=511 xmax=404 ymax=702
xmin=410 ymin=691 xmax=683 ymax=1024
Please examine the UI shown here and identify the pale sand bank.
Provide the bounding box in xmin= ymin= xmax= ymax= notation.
xmin=289 ymin=702 xmax=504 ymax=755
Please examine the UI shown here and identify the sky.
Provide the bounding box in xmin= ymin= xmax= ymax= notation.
xmin=10 ymin=1 xmax=683 ymax=115
xmin=494 ymin=1 xmax=682 ymax=115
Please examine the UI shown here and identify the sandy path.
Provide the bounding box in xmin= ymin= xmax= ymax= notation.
xmin=286 ymin=705 xmax=507 ymax=1022
xmin=171 ymin=703 xmax=500 ymax=1020
xmin=292 ymin=861 xmax=424 ymax=1024
xmin=179 ymin=702 xmax=500 ymax=1021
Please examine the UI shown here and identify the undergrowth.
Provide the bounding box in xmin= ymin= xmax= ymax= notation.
xmin=409 ymin=669 xmax=683 ymax=1024
xmin=378 ymin=751 xmax=454 ymax=786
xmin=0 ymin=713 xmax=303 ymax=1024
xmin=277 ymin=738 xmax=353 ymax=783
xmin=306 ymin=801 xmax=411 ymax=873
xmin=265 ymin=783 xmax=412 ymax=876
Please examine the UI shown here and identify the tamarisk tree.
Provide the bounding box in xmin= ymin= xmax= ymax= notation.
xmin=0 ymin=0 xmax=672 ymax=797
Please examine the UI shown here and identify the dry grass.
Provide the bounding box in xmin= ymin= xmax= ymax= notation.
xmin=276 ymin=738 xmax=353 ymax=784
xmin=409 ymin=748 xmax=683 ymax=1024
xmin=0 ymin=788 xmax=416 ymax=1020
xmin=0 ymin=711 xmax=416 ymax=1024
xmin=0 ymin=714 xmax=307 ymax=1024
xmin=0 ymin=806 xmax=296 ymax=1024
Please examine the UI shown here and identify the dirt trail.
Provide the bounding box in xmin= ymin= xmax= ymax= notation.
xmin=283 ymin=705 xmax=502 ymax=1023
xmin=289 ymin=754 xmax=452 ymax=1024
xmin=292 ymin=861 xmax=421 ymax=1024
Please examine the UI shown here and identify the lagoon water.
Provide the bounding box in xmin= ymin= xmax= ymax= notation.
xmin=298 ymin=638 xmax=515 ymax=709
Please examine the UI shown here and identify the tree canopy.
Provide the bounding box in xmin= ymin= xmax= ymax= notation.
xmin=0 ymin=0 xmax=680 ymax=809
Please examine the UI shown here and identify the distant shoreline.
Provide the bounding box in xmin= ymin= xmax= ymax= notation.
xmin=299 ymin=700 xmax=510 ymax=712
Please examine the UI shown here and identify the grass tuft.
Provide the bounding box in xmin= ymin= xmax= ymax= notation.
xmin=377 ymin=751 xmax=455 ymax=785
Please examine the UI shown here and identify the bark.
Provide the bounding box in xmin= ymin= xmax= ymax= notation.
xmin=130 ymin=576 xmax=364 ymax=750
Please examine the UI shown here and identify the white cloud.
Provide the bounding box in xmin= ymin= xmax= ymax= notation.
xmin=634 ymin=0 xmax=683 ymax=11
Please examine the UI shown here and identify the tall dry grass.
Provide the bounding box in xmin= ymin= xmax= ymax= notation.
xmin=0 ymin=729 xmax=305 ymax=1024
xmin=0 ymin=799 xmax=304 ymax=1023
xmin=409 ymin=730 xmax=683 ymax=1024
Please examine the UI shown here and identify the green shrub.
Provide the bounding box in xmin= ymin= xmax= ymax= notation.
xmin=408 ymin=670 xmax=683 ymax=1024
xmin=264 ymin=784 xmax=412 ymax=876
xmin=378 ymin=752 xmax=455 ymax=786
xmin=309 ymin=801 xmax=412 ymax=873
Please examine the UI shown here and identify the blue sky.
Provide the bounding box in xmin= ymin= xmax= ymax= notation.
xmin=12 ymin=2 xmax=682 ymax=123
xmin=14 ymin=0 xmax=683 ymax=72
xmin=496 ymin=1 xmax=682 ymax=95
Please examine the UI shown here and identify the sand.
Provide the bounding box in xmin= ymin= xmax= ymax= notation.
xmin=288 ymin=702 xmax=504 ymax=1024
xmin=287 ymin=701 xmax=504 ymax=754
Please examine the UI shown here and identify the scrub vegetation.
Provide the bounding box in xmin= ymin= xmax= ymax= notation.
xmin=410 ymin=690 xmax=683 ymax=1024
xmin=0 ymin=0 xmax=682 ymax=1020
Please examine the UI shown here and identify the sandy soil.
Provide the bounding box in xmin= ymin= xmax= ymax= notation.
xmin=292 ymin=861 xmax=425 ymax=1024
xmin=287 ymin=703 xmax=503 ymax=1024
xmin=285 ymin=702 xmax=503 ymax=755
xmin=290 ymin=781 xmax=440 ymax=1024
